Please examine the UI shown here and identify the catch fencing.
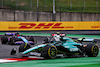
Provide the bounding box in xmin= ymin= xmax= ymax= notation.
xmin=0 ymin=0 xmax=100 ymax=21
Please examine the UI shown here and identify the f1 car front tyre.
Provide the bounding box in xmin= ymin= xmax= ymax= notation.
xmin=19 ymin=43 xmax=31 ymax=52
xmin=41 ymin=45 xmax=57 ymax=59
xmin=85 ymin=44 xmax=99 ymax=57
xmin=1 ymin=36 xmax=8 ymax=44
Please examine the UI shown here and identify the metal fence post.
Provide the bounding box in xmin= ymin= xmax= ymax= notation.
xmin=44 ymin=0 xmax=46 ymax=8
xmin=70 ymin=0 xmax=72 ymax=10
xmin=52 ymin=0 xmax=56 ymax=21
xmin=96 ymin=0 xmax=98 ymax=11
xmin=14 ymin=10 xmax=16 ymax=21
xmin=37 ymin=0 xmax=39 ymax=21
xmin=58 ymin=0 xmax=59 ymax=10
xmin=30 ymin=0 xmax=32 ymax=9
xmin=81 ymin=7 xmax=83 ymax=21
xmin=60 ymin=7 xmax=61 ymax=21
xmin=1 ymin=0 xmax=3 ymax=8
xmin=84 ymin=0 xmax=85 ymax=11
xmin=16 ymin=0 xmax=18 ymax=9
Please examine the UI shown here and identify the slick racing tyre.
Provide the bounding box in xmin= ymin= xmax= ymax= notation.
xmin=85 ymin=44 xmax=99 ymax=57
xmin=1 ymin=36 xmax=8 ymax=44
xmin=41 ymin=45 xmax=57 ymax=59
xmin=19 ymin=43 xmax=31 ymax=52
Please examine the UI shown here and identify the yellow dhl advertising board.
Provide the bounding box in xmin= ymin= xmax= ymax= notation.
xmin=0 ymin=21 xmax=100 ymax=31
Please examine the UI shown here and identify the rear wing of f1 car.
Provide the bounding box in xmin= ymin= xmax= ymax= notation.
xmin=52 ymin=33 xmax=66 ymax=37
xmin=77 ymin=38 xmax=97 ymax=44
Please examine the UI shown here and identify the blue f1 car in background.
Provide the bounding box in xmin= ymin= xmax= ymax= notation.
xmin=11 ymin=33 xmax=99 ymax=59
xmin=1 ymin=32 xmax=35 ymax=45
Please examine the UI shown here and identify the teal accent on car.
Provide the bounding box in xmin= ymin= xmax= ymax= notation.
xmin=53 ymin=37 xmax=81 ymax=52
xmin=18 ymin=36 xmax=28 ymax=43
xmin=22 ymin=44 xmax=46 ymax=54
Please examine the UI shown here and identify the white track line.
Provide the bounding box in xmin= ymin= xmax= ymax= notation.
xmin=0 ymin=59 xmax=17 ymax=63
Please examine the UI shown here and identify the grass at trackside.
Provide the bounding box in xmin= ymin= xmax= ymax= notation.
xmin=67 ymin=34 xmax=100 ymax=39
xmin=0 ymin=32 xmax=51 ymax=36
xmin=1 ymin=0 xmax=100 ymax=13
xmin=0 ymin=32 xmax=100 ymax=39
xmin=66 ymin=63 xmax=100 ymax=67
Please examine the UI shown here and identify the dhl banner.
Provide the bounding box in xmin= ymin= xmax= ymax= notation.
xmin=0 ymin=21 xmax=100 ymax=31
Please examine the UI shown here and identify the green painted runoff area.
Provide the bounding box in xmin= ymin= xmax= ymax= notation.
xmin=0 ymin=52 xmax=100 ymax=67
xmin=0 ymin=32 xmax=100 ymax=39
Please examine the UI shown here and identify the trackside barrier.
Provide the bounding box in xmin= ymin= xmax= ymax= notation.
xmin=0 ymin=21 xmax=100 ymax=31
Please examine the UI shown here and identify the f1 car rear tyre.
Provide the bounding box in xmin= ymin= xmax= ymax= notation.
xmin=85 ymin=44 xmax=99 ymax=57
xmin=1 ymin=36 xmax=8 ymax=44
xmin=41 ymin=45 xmax=57 ymax=59
xmin=19 ymin=43 xmax=31 ymax=52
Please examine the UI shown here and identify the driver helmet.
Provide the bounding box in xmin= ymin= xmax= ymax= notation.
xmin=57 ymin=32 xmax=60 ymax=35
xmin=53 ymin=32 xmax=61 ymax=41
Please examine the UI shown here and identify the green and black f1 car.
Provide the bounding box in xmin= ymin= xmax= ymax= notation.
xmin=11 ymin=33 xmax=99 ymax=59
